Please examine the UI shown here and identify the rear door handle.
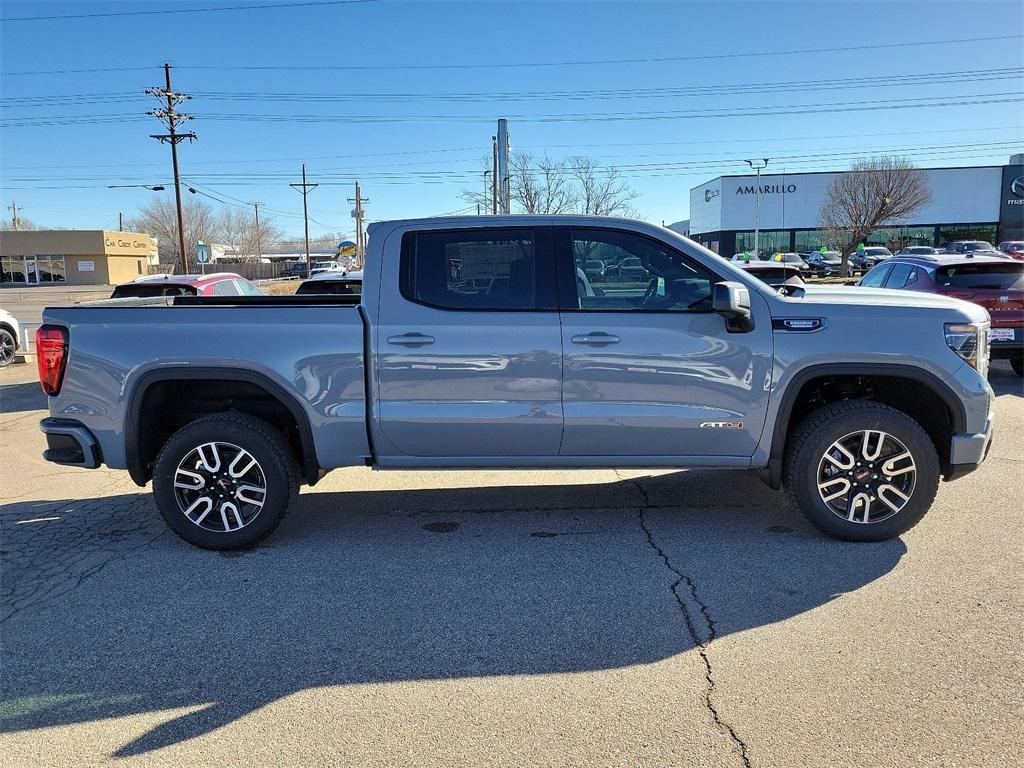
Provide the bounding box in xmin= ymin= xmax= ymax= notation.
xmin=387 ymin=332 xmax=435 ymax=346
xmin=571 ymin=332 xmax=620 ymax=346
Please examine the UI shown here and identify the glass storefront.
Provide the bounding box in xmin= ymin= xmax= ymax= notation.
xmin=0 ymin=255 xmax=66 ymax=284
xmin=734 ymin=230 xmax=790 ymax=254
xmin=938 ymin=224 xmax=998 ymax=246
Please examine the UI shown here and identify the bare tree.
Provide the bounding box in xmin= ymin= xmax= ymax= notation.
xmin=508 ymin=152 xmax=576 ymax=214
xmin=567 ymin=156 xmax=639 ymax=216
xmin=128 ymin=196 xmax=218 ymax=269
xmin=1 ymin=216 xmax=41 ymax=231
xmin=217 ymin=208 xmax=282 ymax=260
xmin=819 ymin=157 xmax=932 ymax=275
xmin=460 ymin=152 xmax=639 ymax=217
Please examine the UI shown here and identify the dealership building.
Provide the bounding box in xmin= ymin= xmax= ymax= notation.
xmin=0 ymin=230 xmax=159 ymax=286
xmin=688 ymin=157 xmax=1024 ymax=256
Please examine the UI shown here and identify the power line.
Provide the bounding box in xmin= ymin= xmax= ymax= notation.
xmin=178 ymin=67 xmax=1024 ymax=103
xmin=7 ymin=142 xmax=1016 ymax=190
xmin=4 ymin=0 xmax=380 ymax=23
xmin=5 ymin=34 xmax=1019 ymax=74
xmin=175 ymin=34 xmax=1024 ymax=71
xmin=5 ymin=126 xmax=1019 ymax=173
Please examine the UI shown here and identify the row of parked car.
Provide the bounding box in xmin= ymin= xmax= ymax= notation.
xmin=728 ymin=240 xmax=1024 ymax=278
xmin=728 ymin=248 xmax=1023 ymax=376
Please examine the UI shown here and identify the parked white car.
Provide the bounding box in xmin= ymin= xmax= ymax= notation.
xmin=0 ymin=308 xmax=21 ymax=367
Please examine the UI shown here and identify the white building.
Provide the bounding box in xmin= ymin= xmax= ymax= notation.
xmin=687 ymin=158 xmax=1023 ymax=255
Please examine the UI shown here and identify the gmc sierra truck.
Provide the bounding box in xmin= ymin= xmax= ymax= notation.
xmin=35 ymin=216 xmax=994 ymax=549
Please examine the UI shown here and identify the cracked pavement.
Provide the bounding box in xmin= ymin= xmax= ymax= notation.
xmin=1 ymin=362 xmax=1022 ymax=767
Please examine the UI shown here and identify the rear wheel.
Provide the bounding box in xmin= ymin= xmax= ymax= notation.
xmin=784 ymin=401 xmax=940 ymax=541
xmin=152 ymin=412 xmax=299 ymax=550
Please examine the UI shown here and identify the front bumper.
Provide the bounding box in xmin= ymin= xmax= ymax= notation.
xmin=40 ymin=417 xmax=101 ymax=469
xmin=944 ymin=418 xmax=994 ymax=481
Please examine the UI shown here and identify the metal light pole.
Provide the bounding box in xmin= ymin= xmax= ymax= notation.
xmin=746 ymin=159 xmax=770 ymax=258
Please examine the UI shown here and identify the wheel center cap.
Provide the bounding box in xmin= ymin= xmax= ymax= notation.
xmin=853 ymin=468 xmax=871 ymax=483
xmin=216 ymin=478 xmax=232 ymax=491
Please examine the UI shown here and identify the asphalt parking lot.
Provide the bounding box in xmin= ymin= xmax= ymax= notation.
xmin=1 ymin=361 xmax=1021 ymax=767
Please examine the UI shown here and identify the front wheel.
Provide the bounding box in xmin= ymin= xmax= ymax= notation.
xmin=784 ymin=401 xmax=940 ymax=541
xmin=0 ymin=328 xmax=16 ymax=367
xmin=152 ymin=413 xmax=299 ymax=550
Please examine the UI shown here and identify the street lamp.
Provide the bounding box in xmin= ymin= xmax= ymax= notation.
xmin=107 ymin=184 xmax=166 ymax=191
xmin=745 ymin=159 xmax=770 ymax=258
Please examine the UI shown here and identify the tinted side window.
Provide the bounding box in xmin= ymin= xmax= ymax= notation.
xmin=563 ymin=228 xmax=716 ymax=311
xmin=401 ymin=228 xmax=553 ymax=310
xmin=860 ymin=263 xmax=894 ymax=288
xmin=213 ymin=280 xmax=239 ymax=296
xmin=884 ymin=263 xmax=916 ymax=288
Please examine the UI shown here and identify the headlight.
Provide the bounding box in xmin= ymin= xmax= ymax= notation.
xmin=944 ymin=321 xmax=989 ymax=376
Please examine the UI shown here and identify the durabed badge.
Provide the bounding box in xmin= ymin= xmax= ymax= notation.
xmin=772 ymin=318 xmax=825 ymax=331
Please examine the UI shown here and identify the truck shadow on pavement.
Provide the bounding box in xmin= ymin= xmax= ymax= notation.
xmin=0 ymin=380 xmax=48 ymax=414
xmin=0 ymin=470 xmax=906 ymax=757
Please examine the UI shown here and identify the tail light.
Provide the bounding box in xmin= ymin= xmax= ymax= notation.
xmin=36 ymin=326 xmax=68 ymax=396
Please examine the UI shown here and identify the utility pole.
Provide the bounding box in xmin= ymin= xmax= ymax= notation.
xmin=147 ymin=63 xmax=196 ymax=275
xmin=250 ymin=201 xmax=263 ymax=260
xmin=290 ymin=164 xmax=318 ymax=273
xmin=118 ymin=212 xmax=123 ymax=231
xmin=348 ymin=181 xmax=369 ymax=268
xmin=8 ymin=202 xmax=20 ymax=231
xmin=491 ymin=135 xmax=498 ymax=215
xmin=496 ymin=120 xmax=510 ymax=214
xmin=745 ymin=158 xmax=770 ymax=258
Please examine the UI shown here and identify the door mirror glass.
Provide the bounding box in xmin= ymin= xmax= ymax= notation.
xmin=712 ymin=281 xmax=754 ymax=333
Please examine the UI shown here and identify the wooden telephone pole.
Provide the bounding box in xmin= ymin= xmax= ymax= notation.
xmin=147 ymin=63 xmax=196 ymax=275
xmin=290 ymin=165 xmax=318 ymax=272
xmin=348 ymin=182 xmax=369 ymax=268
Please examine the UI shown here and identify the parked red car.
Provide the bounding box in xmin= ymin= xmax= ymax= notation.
xmin=110 ymin=273 xmax=262 ymax=299
xmin=997 ymin=241 xmax=1024 ymax=261
xmin=859 ymin=254 xmax=1024 ymax=376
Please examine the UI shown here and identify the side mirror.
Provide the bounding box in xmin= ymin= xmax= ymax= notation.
xmin=712 ymin=281 xmax=754 ymax=333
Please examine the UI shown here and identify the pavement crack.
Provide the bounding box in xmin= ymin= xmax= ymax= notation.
xmin=638 ymin=504 xmax=752 ymax=768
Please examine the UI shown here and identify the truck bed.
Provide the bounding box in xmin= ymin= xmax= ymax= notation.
xmin=40 ymin=301 xmax=371 ymax=475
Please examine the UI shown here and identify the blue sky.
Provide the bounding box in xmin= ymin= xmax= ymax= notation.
xmin=2 ymin=0 xmax=1022 ymax=239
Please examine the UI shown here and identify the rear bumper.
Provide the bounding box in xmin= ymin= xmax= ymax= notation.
xmin=39 ymin=417 xmax=101 ymax=469
xmin=989 ymin=327 xmax=1023 ymax=359
xmin=944 ymin=418 xmax=994 ymax=481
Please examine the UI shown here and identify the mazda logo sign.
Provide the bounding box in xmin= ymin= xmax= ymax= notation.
xmin=1012 ymin=176 xmax=1024 ymax=197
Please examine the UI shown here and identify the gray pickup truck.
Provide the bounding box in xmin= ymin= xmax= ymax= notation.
xmin=36 ymin=216 xmax=994 ymax=549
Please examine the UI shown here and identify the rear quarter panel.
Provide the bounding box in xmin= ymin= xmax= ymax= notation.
xmin=42 ymin=304 xmax=369 ymax=471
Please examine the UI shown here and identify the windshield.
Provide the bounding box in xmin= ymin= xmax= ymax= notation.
xmin=111 ymin=284 xmax=197 ymax=298
xmin=866 ymin=248 xmax=891 ymax=256
xmin=296 ymin=280 xmax=362 ymax=295
xmin=936 ymin=264 xmax=1024 ymax=291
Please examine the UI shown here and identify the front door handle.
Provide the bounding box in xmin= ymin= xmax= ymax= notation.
xmin=387 ymin=332 xmax=435 ymax=346
xmin=571 ymin=332 xmax=620 ymax=346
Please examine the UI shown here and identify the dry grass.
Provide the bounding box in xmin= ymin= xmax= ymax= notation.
xmin=260 ymin=280 xmax=300 ymax=295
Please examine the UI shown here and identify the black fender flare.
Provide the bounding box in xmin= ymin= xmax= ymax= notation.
xmin=760 ymin=362 xmax=966 ymax=490
xmin=125 ymin=367 xmax=320 ymax=486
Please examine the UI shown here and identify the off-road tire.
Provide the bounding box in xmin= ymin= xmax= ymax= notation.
xmin=784 ymin=400 xmax=940 ymax=542
xmin=152 ymin=412 xmax=299 ymax=550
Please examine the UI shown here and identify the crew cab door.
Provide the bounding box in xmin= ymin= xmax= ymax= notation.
xmin=554 ymin=226 xmax=773 ymax=460
xmin=373 ymin=225 xmax=563 ymax=458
